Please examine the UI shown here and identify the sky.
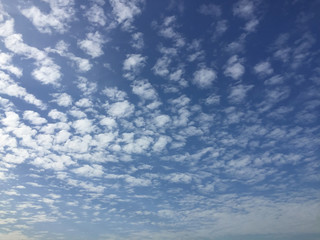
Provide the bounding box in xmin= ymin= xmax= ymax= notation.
xmin=0 ymin=0 xmax=319 ymax=239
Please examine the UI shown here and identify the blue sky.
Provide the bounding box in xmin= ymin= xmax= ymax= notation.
xmin=0 ymin=0 xmax=319 ymax=239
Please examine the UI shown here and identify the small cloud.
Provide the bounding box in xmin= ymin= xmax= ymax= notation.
xmin=224 ymin=55 xmax=245 ymax=80
xmin=78 ymin=31 xmax=105 ymax=58
xmin=107 ymin=100 xmax=134 ymax=118
xmin=254 ymin=61 xmax=274 ymax=76
xmin=85 ymin=4 xmax=107 ymax=26
xmin=228 ymin=84 xmax=253 ymax=104
xmin=52 ymin=93 xmax=72 ymax=107
xmin=23 ymin=110 xmax=47 ymax=125
xmin=198 ymin=3 xmax=221 ymax=17
xmin=193 ymin=67 xmax=217 ymax=88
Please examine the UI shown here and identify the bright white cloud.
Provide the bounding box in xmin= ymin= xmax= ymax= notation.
xmin=23 ymin=110 xmax=47 ymax=125
xmin=78 ymin=32 xmax=105 ymax=58
xmin=228 ymin=84 xmax=254 ymax=104
xmin=21 ymin=0 xmax=75 ymax=34
xmin=109 ymin=0 xmax=145 ymax=30
xmin=0 ymin=71 xmax=46 ymax=109
xmin=72 ymin=164 xmax=104 ymax=178
xmin=193 ymin=68 xmax=217 ymax=88
xmin=123 ymin=54 xmax=146 ymax=72
xmin=254 ymin=61 xmax=274 ymax=76
xmin=52 ymin=93 xmax=72 ymax=107
xmin=131 ymin=79 xmax=157 ymax=100
xmin=85 ymin=4 xmax=107 ymax=26
xmin=107 ymin=100 xmax=134 ymax=118
xmin=224 ymin=55 xmax=245 ymax=80
xmin=72 ymin=119 xmax=94 ymax=135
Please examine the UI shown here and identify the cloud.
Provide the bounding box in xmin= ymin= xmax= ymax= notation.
xmin=107 ymin=100 xmax=134 ymax=118
xmin=75 ymin=77 xmax=97 ymax=95
xmin=48 ymin=109 xmax=68 ymax=122
xmin=224 ymin=55 xmax=245 ymax=80
xmin=123 ymin=54 xmax=146 ymax=79
xmin=0 ymin=71 xmax=46 ymax=109
xmin=72 ymin=119 xmax=94 ymax=135
xmin=233 ymin=0 xmax=255 ymax=19
xmin=52 ymin=93 xmax=72 ymax=107
xmin=4 ymin=34 xmax=61 ymax=86
xmin=254 ymin=61 xmax=274 ymax=76
xmin=198 ymin=3 xmax=221 ymax=17
xmin=85 ymin=4 xmax=107 ymax=26
xmin=20 ymin=0 xmax=75 ymax=34
xmin=131 ymin=79 xmax=157 ymax=100
xmin=102 ymin=87 xmax=127 ymax=101
xmin=158 ymin=16 xmax=185 ymax=47
xmin=152 ymin=56 xmax=171 ymax=77
xmin=228 ymin=84 xmax=253 ymax=104
xmin=153 ymin=135 xmax=171 ymax=152
xmin=46 ymin=41 xmax=92 ymax=72
xmin=23 ymin=110 xmax=47 ymax=125
xmin=109 ymin=0 xmax=145 ymax=30
xmin=78 ymin=31 xmax=105 ymax=58
xmin=0 ymin=52 xmax=22 ymax=77
xmin=193 ymin=67 xmax=217 ymax=88
xmin=72 ymin=164 xmax=104 ymax=178
xmin=131 ymin=32 xmax=144 ymax=49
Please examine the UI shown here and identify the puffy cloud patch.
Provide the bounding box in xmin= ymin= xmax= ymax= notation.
xmin=224 ymin=55 xmax=245 ymax=80
xmin=21 ymin=0 xmax=75 ymax=34
xmin=78 ymin=32 xmax=105 ymax=58
xmin=107 ymin=100 xmax=134 ymax=118
xmin=193 ymin=68 xmax=217 ymax=88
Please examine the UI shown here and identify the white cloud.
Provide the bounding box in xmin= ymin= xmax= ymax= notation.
xmin=164 ymin=173 xmax=192 ymax=184
xmin=75 ymin=98 xmax=93 ymax=108
xmin=193 ymin=68 xmax=216 ymax=88
xmin=0 ymin=71 xmax=46 ymax=109
xmin=85 ymin=4 xmax=107 ymax=26
xmin=72 ymin=119 xmax=94 ymax=135
xmin=21 ymin=0 xmax=75 ymax=34
xmin=131 ymin=79 xmax=157 ymax=100
xmin=125 ymin=175 xmax=152 ymax=186
xmin=23 ymin=110 xmax=47 ymax=125
xmin=48 ymin=109 xmax=68 ymax=122
xmin=0 ymin=52 xmax=22 ymax=77
xmin=55 ymin=130 xmax=71 ymax=144
xmin=264 ymin=75 xmax=284 ymax=85
xmin=108 ymin=100 xmax=134 ymax=118
xmin=109 ymin=0 xmax=145 ymax=30
xmin=254 ymin=61 xmax=273 ymax=76
xmin=100 ymin=117 xmax=117 ymax=129
xmin=131 ymin=32 xmax=144 ymax=49
xmin=152 ymin=56 xmax=171 ymax=77
xmin=0 ymin=19 xmax=15 ymax=37
xmin=158 ymin=16 xmax=185 ymax=47
xmin=1 ymin=111 xmax=19 ymax=127
xmin=46 ymin=41 xmax=92 ymax=72
xmin=198 ymin=3 xmax=221 ymax=17
xmin=4 ymin=34 xmax=61 ymax=86
xmin=75 ymin=77 xmax=97 ymax=95
xmin=78 ymin=32 xmax=105 ymax=58
xmin=228 ymin=84 xmax=254 ymax=104
xmin=153 ymin=135 xmax=171 ymax=152
xmin=52 ymin=93 xmax=72 ymax=107
xmin=224 ymin=55 xmax=245 ymax=80
xmin=233 ymin=0 xmax=255 ymax=19
xmin=205 ymin=94 xmax=220 ymax=105
xmin=123 ymin=54 xmax=146 ymax=72
xmin=154 ymin=114 xmax=171 ymax=127
xmin=72 ymin=164 xmax=104 ymax=178
xmin=102 ymin=87 xmax=127 ymax=101
xmin=32 ymin=154 xmax=75 ymax=171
